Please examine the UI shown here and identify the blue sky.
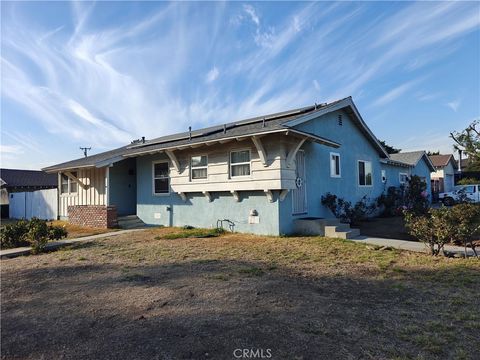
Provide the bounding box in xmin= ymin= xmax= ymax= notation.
xmin=1 ymin=1 xmax=479 ymax=170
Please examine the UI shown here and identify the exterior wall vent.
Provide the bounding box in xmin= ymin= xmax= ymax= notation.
xmin=338 ymin=114 xmax=343 ymax=126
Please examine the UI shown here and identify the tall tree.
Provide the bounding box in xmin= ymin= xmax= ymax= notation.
xmin=450 ymin=119 xmax=480 ymax=171
xmin=379 ymin=140 xmax=401 ymax=154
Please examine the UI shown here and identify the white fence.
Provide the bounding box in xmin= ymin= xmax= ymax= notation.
xmin=9 ymin=189 xmax=58 ymax=220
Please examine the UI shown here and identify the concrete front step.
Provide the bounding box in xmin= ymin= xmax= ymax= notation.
xmin=117 ymin=215 xmax=147 ymax=229
xmin=324 ymin=225 xmax=361 ymax=239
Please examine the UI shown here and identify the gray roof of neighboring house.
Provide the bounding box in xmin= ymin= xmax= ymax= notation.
xmin=390 ymin=151 xmax=436 ymax=172
xmin=42 ymin=97 xmax=388 ymax=172
xmin=0 ymin=169 xmax=57 ymax=189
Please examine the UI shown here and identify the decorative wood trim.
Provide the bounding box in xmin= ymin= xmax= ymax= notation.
xmin=252 ymin=136 xmax=268 ymax=167
xmin=279 ymin=189 xmax=289 ymax=201
xmin=264 ymin=190 xmax=274 ymax=203
xmin=64 ymin=171 xmax=88 ymax=190
xmin=165 ymin=150 xmax=180 ymax=173
xmin=178 ymin=192 xmax=187 ymax=201
xmin=203 ymin=191 xmax=212 ymax=202
xmin=286 ymin=138 xmax=306 ymax=168
xmin=230 ymin=190 xmax=240 ymax=202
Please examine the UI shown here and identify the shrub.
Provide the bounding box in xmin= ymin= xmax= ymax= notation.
xmin=0 ymin=218 xmax=68 ymax=252
xmin=26 ymin=218 xmax=50 ymax=254
xmin=404 ymin=204 xmax=480 ymax=256
xmin=377 ymin=186 xmax=403 ymax=217
xmin=404 ymin=175 xmax=429 ymax=215
xmin=457 ymin=177 xmax=478 ymax=185
xmin=0 ymin=220 xmax=30 ymax=248
xmin=448 ymin=203 xmax=480 ymax=246
xmin=321 ymin=193 xmax=375 ymax=225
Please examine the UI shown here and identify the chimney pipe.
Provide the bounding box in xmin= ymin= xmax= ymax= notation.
xmin=142 ymin=136 xmax=145 ymax=143
xmin=189 ymin=126 xmax=192 ymax=140
xmin=223 ymin=124 xmax=227 ymax=134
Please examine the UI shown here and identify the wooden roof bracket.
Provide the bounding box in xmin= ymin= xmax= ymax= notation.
xmin=64 ymin=171 xmax=88 ymax=190
xmin=286 ymin=138 xmax=307 ymax=168
xmin=252 ymin=135 xmax=268 ymax=167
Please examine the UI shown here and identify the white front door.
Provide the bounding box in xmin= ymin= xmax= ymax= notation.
xmin=292 ymin=150 xmax=307 ymax=215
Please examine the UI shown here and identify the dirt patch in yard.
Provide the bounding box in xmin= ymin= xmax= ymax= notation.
xmin=357 ymin=216 xmax=416 ymax=241
xmin=48 ymin=220 xmax=117 ymax=239
xmin=1 ymin=228 xmax=479 ymax=359
xmin=358 ymin=216 xmax=480 ymax=243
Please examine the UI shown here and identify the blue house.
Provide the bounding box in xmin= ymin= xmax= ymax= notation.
xmin=43 ymin=97 xmax=433 ymax=235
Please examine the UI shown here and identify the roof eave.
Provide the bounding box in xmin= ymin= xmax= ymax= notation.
xmin=282 ymin=97 xmax=389 ymax=158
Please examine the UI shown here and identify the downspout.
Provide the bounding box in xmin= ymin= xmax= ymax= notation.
xmin=106 ymin=167 xmax=110 ymax=206
xmin=458 ymin=150 xmax=462 ymax=173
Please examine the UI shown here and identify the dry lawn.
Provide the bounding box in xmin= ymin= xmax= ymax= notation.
xmin=48 ymin=220 xmax=116 ymax=239
xmin=1 ymin=227 xmax=479 ymax=359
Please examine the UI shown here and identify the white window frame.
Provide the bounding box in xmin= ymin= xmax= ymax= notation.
xmin=230 ymin=149 xmax=251 ymax=178
xmin=399 ymin=172 xmax=408 ymax=184
xmin=357 ymin=160 xmax=373 ymax=187
xmin=190 ymin=154 xmax=208 ymax=180
xmin=152 ymin=160 xmax=170 ymax=196
xmin=330 ymin=152 xmax=341 ymax=178
xmin=60 ymin=172 xmax=78 ymax=196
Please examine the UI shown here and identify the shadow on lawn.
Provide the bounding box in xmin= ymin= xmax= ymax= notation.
xmin=1 ymin=259 xmax=479 ymax=360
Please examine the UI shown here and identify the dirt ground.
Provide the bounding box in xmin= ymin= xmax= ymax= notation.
xmin=357 ymin=216 xmax=480 ymax=243
xmin=357 ymin=216 xmax=416 ymax=241
xmin=1 ymin=227 xmax=479 ymax=359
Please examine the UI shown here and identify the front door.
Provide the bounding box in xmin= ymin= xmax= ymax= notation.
xmin=292 ymin=150 xmax=307 ymax=215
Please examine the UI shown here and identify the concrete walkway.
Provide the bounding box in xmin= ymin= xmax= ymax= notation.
xmin=351 ymin=235 xmax=478 ymax=257
xmin=0 ymin=228 xmax=147 ymax=259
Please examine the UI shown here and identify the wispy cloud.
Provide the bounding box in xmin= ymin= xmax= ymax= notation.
xmin=372 ymin=80 xmax=419 ymax=107
xmin=205 ymin=66 xmax=219 ymax=83
xmin=0 ymin=1 xmax=478 ymax=169
xmin=243 ymin=4 xmax=260 ymax=26
xmin=0 ymin=144 xmax=23 ymax=155
xmin=446 ymin=99 xmax=461 ymax=112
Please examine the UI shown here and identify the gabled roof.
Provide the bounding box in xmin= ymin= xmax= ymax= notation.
xmin=390 ymin=151 xmax=436 ymax=172
xmin=0 ymin=169 xmax=57 ymax=189
xmin=42 ymin=97 xmax=387 ymax=172
xmin=429 ymin=154 xmax=455 ymax=168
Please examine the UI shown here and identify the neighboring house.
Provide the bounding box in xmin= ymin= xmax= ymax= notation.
xmin=428 ymin=154 xmax=457 ymax=194
xmin=387 ymin=151 xmax=435 ymax=196
xmin=42 ymin=97 xmax=433 ymax=235
xmin=0 ymin=169 xmax=58 ymax=218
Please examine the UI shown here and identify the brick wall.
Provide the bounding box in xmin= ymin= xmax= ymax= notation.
xmin=67 ymin=205 xmax=118 ymax=228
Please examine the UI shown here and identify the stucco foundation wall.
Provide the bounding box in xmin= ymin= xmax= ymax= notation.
xmin=67 ymin=205 xmax=118 ymax=228
xmin=136 ymin=154 xmax=281 ymax=235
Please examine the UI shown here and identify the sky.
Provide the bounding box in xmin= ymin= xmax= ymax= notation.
xmin=1 ymin=1 xmax=479 ymax=170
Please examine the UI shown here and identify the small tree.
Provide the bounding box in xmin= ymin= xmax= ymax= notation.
xmin=379 ymin=140 xmax=401 ymax=154
xmin=450 ymin=119 xmax=480 ymax=171
xmin=457 ymin=177 xmax=479 ymax=185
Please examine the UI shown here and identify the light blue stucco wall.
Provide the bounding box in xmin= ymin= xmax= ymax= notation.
xmin=279 ymin=110 xmax=389 ymax=234
xmin=109 ymin=158 xmax=137 ymax=216
xmin=136 ymin=153 xmax=281 ymax=235
xmin=132 ymin=109 xmax=433 ymax=236
xmin=381 ymin=163 xmax=408 ymax=189
xmin=411 ymin=156 xmax=432 ymax=200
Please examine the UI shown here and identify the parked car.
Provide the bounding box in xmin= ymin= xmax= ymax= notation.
xmin=438 ymin=184 xmax=480 ymax=205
